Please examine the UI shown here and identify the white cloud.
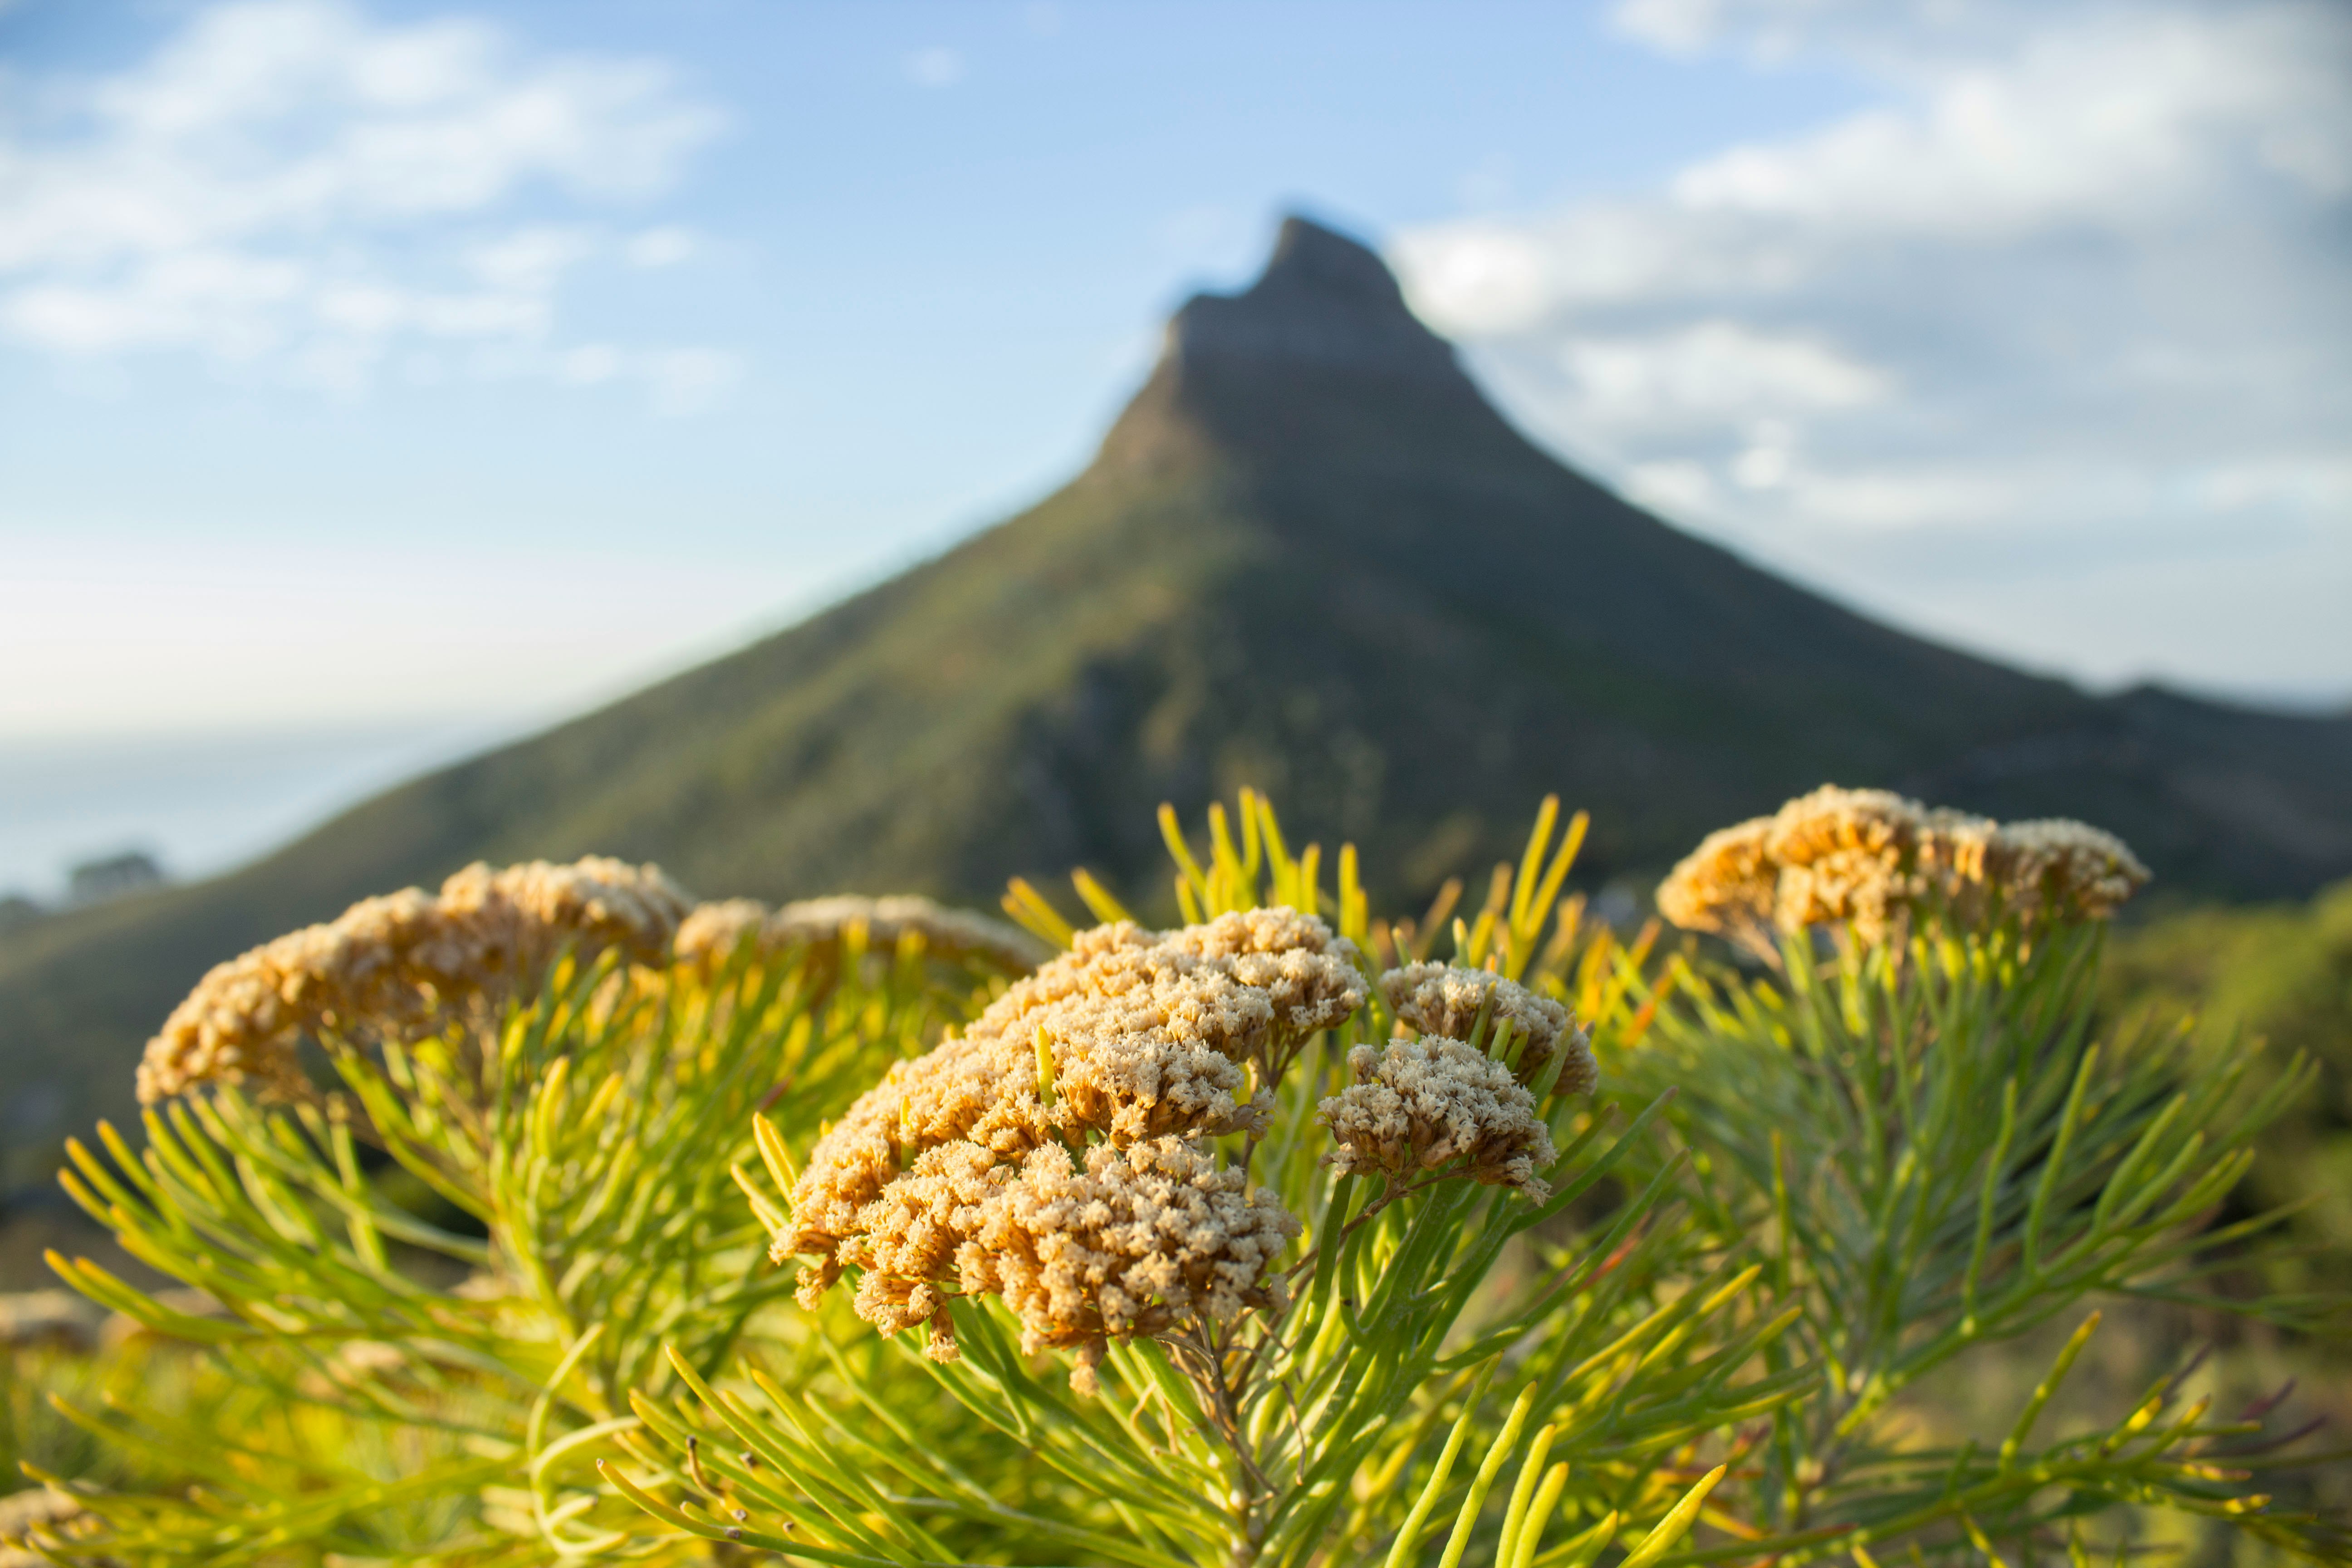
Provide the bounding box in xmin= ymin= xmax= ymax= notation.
xmin=1665 ymin=9 xmax=2352 ymax=230
xmin=906 ymin=47 xmax=965 ymax=88
xmin=625 ymin=225 xmax=698 ymax=268
xmin=1612 ymin=0 xmax=1764 ymax=56
xmin=1560 ymin=321 xmax=1888 ymax=433
xmin=1393 ymin=0 xmax=2352 ymax=698
xmin=1624 ymin=459 xmax=1719 ymax=516
xmin=559 ymin=343 xmax=623 ymax=385
xmin=0 ymin=0 xmax=735 ymax=411
xmin=644 ymin=348 xmax=744 ymax=416
xmin=467 ymin=226 xmax=595 ymax=291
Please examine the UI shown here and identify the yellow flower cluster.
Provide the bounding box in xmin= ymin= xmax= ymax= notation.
xmin=782 ymin=910 xmax=1363 ymax=1382
xmin=1656 ymin=785 xmax=2151 ymax=951
xmin=674 ymin=893 xmax=1046 ymax=975
xmin=137 ymin=858 xmax=694 ymax=1103
xmin=1378 ymin=962 xmax=1595 ymax=1098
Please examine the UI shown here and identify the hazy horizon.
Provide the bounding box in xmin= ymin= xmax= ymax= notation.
xmin=5 ymin=0 xmax=2346 ymax=897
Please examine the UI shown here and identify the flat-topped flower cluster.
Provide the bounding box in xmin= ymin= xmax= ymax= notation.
xmin=1656 ymin=785 xmax=2150 ymax=954
xmin=1314 ymin=962 xmax=1597 ymax=1203
xmin=138 ymin=858 xmax=696 ymax=1103
xmin=136 ymin=857 xmax=1596 ymax=1397
xmin=1377 ymin=960 xmax=1595 ymax=1101
xmin=773 ymin=909 xmax=1591 ymax=1389
xmin=676 ymin=893 xmax=1048 ymax=975
xmin=137 ymin=870 xmax=1036 ymax=1104
xmin=779 ymin=910 xmax=1363 ymax=1385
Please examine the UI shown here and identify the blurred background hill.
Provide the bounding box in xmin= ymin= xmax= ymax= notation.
xmin=4 ymin=216 xmax=2349 ymax=1182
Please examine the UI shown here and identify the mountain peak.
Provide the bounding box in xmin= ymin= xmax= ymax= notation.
xmin=1161 ymin=214 xmax=1459 ymax=383
xmin=1098 ymin=214 xmax=1490 ymax=474
xmin=1256 ymin=216 xmax=1414 ymax=314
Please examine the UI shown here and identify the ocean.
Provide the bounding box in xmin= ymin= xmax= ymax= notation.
xmin=0 ymin=720 xmax=519 ymax=904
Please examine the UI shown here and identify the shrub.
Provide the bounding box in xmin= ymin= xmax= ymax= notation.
xmin=6 ymin=792 xmax=2343 ymax=1566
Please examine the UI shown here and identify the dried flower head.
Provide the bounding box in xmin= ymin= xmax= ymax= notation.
xmin=783 ymin=909 xmax=1356 ymax=1384
xmin=1319 ymin=1038 xmax=1559 ymax=1199
xmin=828 ymin=1139 xmax=1004 ymax=1348
xmin=1986 ymin=819 xmax=2151 ymax=921
xmin=435 ymin=858 xmax=690 ymax=965
xmin=782 ymin=943 xmax=1276 ymax=1271
xmin=787 ymin=911 xmax=1355 ymax=1254
xmin=1377 ymin=961 xmax=1592 ymax=1096
xmin=676 ymin=893 xmax=1045 ymax=975
xmin=1160 ymin=907 xmax=1368 ymax=1047
xmin=1656 ymin=785 xmax=2149 ymax=951
xmin=1653 ymin=818 xmax=1778 ymax=943
xmin=960 ymin=1138 xmax=1301 ymax=1393
xmin=137 ymin=858 xmax=693 ymax=1103
xmin=1763 ymin=788 xmax=1965 ymax=945
xmin=998 ymin=927 xmax=1284 ymax=1070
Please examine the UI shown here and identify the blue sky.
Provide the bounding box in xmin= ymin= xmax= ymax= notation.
xmin=2 ymin=0 xmax=2347 ymax=891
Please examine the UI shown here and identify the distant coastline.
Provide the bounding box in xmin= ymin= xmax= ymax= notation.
xmin=0 ymin=720 xmax=520 ymax=902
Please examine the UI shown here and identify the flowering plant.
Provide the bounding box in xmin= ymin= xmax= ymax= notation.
xmin=6 ymin=791 xmax=2342 ymax=1566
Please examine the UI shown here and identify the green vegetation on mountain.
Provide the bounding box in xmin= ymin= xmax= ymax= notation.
xmin=5 ymin=215 xmax=2351 ymax=1174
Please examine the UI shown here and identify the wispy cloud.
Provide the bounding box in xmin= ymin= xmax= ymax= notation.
xmin=1393 ymin=1 xmax=2352 ymax=699
xmin=624 ymin=225 xmax=699 ymax=269
xmin=0 ymin=0 xmax=735 ymax=409
xmin=905 ymin=47 xmax=965 ymax=88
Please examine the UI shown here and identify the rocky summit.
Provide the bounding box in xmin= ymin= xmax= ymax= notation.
xmin=5 ymin=214 xmax=2350 ymax=1162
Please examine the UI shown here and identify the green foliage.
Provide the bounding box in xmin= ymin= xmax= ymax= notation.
xmin=1610 ymin=926 xmax=2344 ymax=1562
xmin=7 ymin=795 xmax=2346 ymax=1567
xmin=2 ymin=1339 xmax=206 ymax=1503
xmin=2102 ymin=881 xmax=2352 ymax=1298
xmin=625 ymin=796 xmax=1769 ymax=1568
xmin=14 ymin=931 xmax=1009 ymax=1563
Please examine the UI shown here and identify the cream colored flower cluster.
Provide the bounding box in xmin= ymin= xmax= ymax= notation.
xmin=1158 ymin=906 xmax=1371 ymax=1049
xmin=1378 ymin=962 xmax=1595 ymax=1099
xmin=137 ymin=858 xmax=694 ymax=1103
xmin=782 ymin=910 xmax=1362 ymax=1379
xmin=843 ymin=1137 xmax=1300 ymax=1393
xmin=1657 ymin=786 xmax=2151 ymax=950
xmin=1991 ymin=819 xmax=2152 ymax=923
xmin=1318 ymin=966 xmax=1573 ymax=1200
xmin=675 ymin=893 xmax=1046 ymax=975
xmin=1318 ymin=1039 xmax=1559 ymax=1199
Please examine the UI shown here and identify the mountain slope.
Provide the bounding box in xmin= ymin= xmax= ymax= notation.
xmin=6 ymin=215 xmax=2350 ymax=1165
